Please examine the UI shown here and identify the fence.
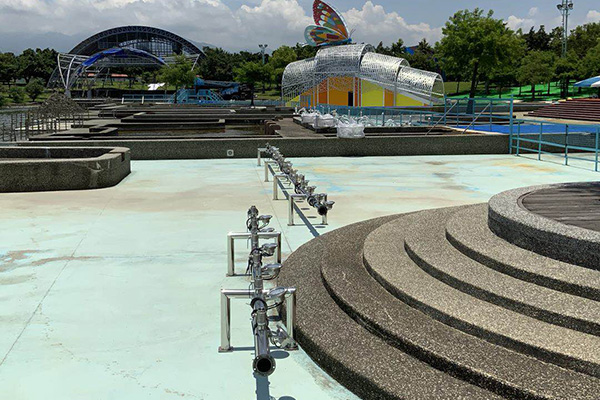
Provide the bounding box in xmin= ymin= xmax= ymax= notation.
xmin=0 ymin=94 xmax=86 ymax=142
xmin=121 ymin=92 xmax=285 ymax=107
xmin=509 ymin=120 xmax=600 ymax=171
xmin=311 ymin=97 xmax=515 ymax=130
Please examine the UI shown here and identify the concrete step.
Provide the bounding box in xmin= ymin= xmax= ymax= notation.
xmin=278 ymin=217 xmax=503 ymax=400
xmin=403 ymin=206 xmax=600 ymax=335
xmin=446 ymin=204 xmax=600 ymax=302
xmin=319 ymin=216 xmax=600 ymax=399
xmin=488 ymin=184 xmax=600 ymax=270
xmin=363 ymin=209 xmax=600 ymax=378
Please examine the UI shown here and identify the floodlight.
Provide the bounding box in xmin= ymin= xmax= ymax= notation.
xmin=260 ymin=243 xmax=278 ymax=257
xmin=258 ymin=215 xmax=272 ymax=224
xmin=261 ymin=263 xmax=282 ymax=280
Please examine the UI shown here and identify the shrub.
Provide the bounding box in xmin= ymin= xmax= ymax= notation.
xmin=25 ymin=78 xmax=45 ymax=102
xmin=8 ymin=87 xmax=25 ymax=103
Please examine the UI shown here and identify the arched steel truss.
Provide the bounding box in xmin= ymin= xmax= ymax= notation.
xmin=69 ymin=25 xmax=202 ymax=57
xmin=282 ymin=44 xmax=444 ymax=105
xmin=48 ymin=26 xmax=204 ymax=93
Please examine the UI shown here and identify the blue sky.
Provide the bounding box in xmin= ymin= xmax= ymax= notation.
xmin=0 ymin=0 xmax=599 ymax=53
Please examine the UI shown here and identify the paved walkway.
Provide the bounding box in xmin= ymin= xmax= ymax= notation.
xmin=0 ymin=154 xmax=598 ymax=400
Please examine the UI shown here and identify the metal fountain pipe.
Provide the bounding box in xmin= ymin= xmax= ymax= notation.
xmin=247 ymin=206 xmax=264 ymax=296
xmin=251 ymin=297 xmax=276 ymax=376
xmin=264 ymin=145 xmax=334 ymax=216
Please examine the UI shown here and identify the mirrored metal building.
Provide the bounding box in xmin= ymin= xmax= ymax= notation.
xmin=282 ymin=44 xmax=444 ymax=107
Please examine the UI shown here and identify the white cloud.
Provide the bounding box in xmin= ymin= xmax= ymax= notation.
xmin=343 ymin=1 xmax=442 ymax=45
xmin=528 ymin=7 xmax=538 ymax=17
xmin=0 ymin=0 xmax=443 ymax=52
xmin=505 ymin=15 xmax=535 ymax=31
xmin=586 ymin=10 xmax=600 ymax=23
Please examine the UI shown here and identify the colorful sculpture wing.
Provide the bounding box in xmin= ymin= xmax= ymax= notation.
xmin=304 ymin=25 xmax=351 ymax=47
xmin=312 ymin=0 xmax=349 ymax=38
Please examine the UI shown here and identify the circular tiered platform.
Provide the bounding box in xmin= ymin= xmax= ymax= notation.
xmin=280 ymin=182 xmax=600 ymax=400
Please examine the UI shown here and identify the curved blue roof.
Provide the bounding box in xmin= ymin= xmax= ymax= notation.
xmin=82 ymin=48 xmax=166 ymax=67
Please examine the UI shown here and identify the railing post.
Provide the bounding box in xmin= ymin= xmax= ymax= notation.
xmin=288 ymin=194 xmax=305 ymax=226
xmin=227 ymin=234 xmax=235 ymax=276
xmin=273 ymin=174 xmax=286 ymax=200
xmin=538 ymin=123 xmax=543 ymax=160
xmin=489 ymin=99 xmax=493 ymax=131
xmin=516 ymin=122 xmax=521 ymax=156
xmin=565 ymin=124 xmax=569 ymax=166
xmin=285 ymin=289 xmax=298 ymax=350
xmin=508 ymin=96 xmax=514 ymax=154
xmin=594 ymin=127 xmax=600 ymax=172
xmin=257 ymin=147 xmax=266 ymax=166
xmin=218 ymin=290 xmax=232 ymax=352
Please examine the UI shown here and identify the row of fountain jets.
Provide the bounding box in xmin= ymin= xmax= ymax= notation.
xmin=219 ymin=145 xmax=336 ymax=378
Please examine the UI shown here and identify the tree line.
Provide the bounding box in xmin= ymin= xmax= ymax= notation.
xmin=205 ymin=8 xmax=600 ymax=100
xmin=0 ymin=48 xmax=57 ymax=105
xmin=435 ymin=9 xmax=600 ymax=100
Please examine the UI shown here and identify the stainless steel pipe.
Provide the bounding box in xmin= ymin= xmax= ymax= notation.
xmin=251 ymin=297 xmax=275 ymax=376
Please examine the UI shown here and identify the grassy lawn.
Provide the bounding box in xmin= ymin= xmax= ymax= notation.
xmin=0 ymin=84 xmax=52 ymax=106
xmin=256 ymin=88 xmax=281 ymax=100
xmin=446 ymin=81 xmax=599 ymax=101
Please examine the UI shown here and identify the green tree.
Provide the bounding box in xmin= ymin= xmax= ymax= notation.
xmin=234 ymin=61 xmax=272 ymax=101
xmin=197 ymin=47 xmax=237 ymax=81
xmin=555 ymin=51 xmax=580 ymax=98
xmin=8 ymin=86 xmax=25 ymax=103
xmin=158 ymin=55 xmax=196 ymax=103
xmin=436 ymin=8 xmax=523 ymax=100
xmin=17 ymin=48 xmax=57 ymax=84
xmin=579 ymin=41 xmax=600 ymax=78
xmin=407 ymin=39 xmax=437 ymax=72
xmin=568 ymin=22 xmax=600 ymax=59
xmin=293 ymin=43 xmax=318 ymax=60
xmin=0 ymin=52 xmax=19 ymax=87
xmin=549 ymin=27 xmax=564 ymax=56
xmin=517 ymin=51 xmax=555 ymax=100
xmin=0 ymin=93 xmax=6 ymax=108
xmin=376 ymin=39 xmax=407 ymax=58
xmin=25 ymin=78 xmax=45 ymax=101
xmin=522 ymin=25 xmax=551 ymax=51
xmin=269 ymin=45 xmax=297 ymax=89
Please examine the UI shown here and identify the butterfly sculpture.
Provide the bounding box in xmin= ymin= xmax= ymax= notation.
xmin=304 ymin=0 xmax=352 ymax=47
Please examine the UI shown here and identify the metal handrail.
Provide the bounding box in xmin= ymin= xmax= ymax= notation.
xmin=426 ymin=101 xmax=458 ymax=134
xmin=461 ymin=102 xmax=491 ymax=134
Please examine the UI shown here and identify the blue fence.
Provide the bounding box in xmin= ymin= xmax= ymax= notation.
xmin=312 ymin=97 xmax=600 ymax=172
xmin=509 ymin=120 xmax=600 ymax=171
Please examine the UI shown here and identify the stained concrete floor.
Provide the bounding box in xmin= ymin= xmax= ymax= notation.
xmin=1 ymin=153 xmax=598 ymax=400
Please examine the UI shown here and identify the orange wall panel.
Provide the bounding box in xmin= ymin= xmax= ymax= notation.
xmin=384 ymin=89 xmax=395 ymax=107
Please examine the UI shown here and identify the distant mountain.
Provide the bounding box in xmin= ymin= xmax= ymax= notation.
xmin=0 ymin=32 xmax=79 ymax=54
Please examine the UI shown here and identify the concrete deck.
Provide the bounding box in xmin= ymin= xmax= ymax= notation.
xmin=1 ymin=154 xmax=599 ymax=399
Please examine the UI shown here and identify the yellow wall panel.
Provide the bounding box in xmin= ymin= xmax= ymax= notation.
xmin=396 ymin=94 xmax=425 ymax=106
xmin=361 ymin=80 xmax=384 ymax=107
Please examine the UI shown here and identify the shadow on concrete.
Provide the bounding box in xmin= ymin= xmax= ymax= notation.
xmin=254 ymin=374 xmax=297 ymax=400
xmin=270 ymin=350 xmax=290 ymax=359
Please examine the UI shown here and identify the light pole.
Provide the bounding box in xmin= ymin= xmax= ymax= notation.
xmin=557 ymin=0 xmax=574 ymax=58
xmin=259 ymin=44 xmax=268 ymax=65
xmin=258 ymin=44 xmax=268 ymax=94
